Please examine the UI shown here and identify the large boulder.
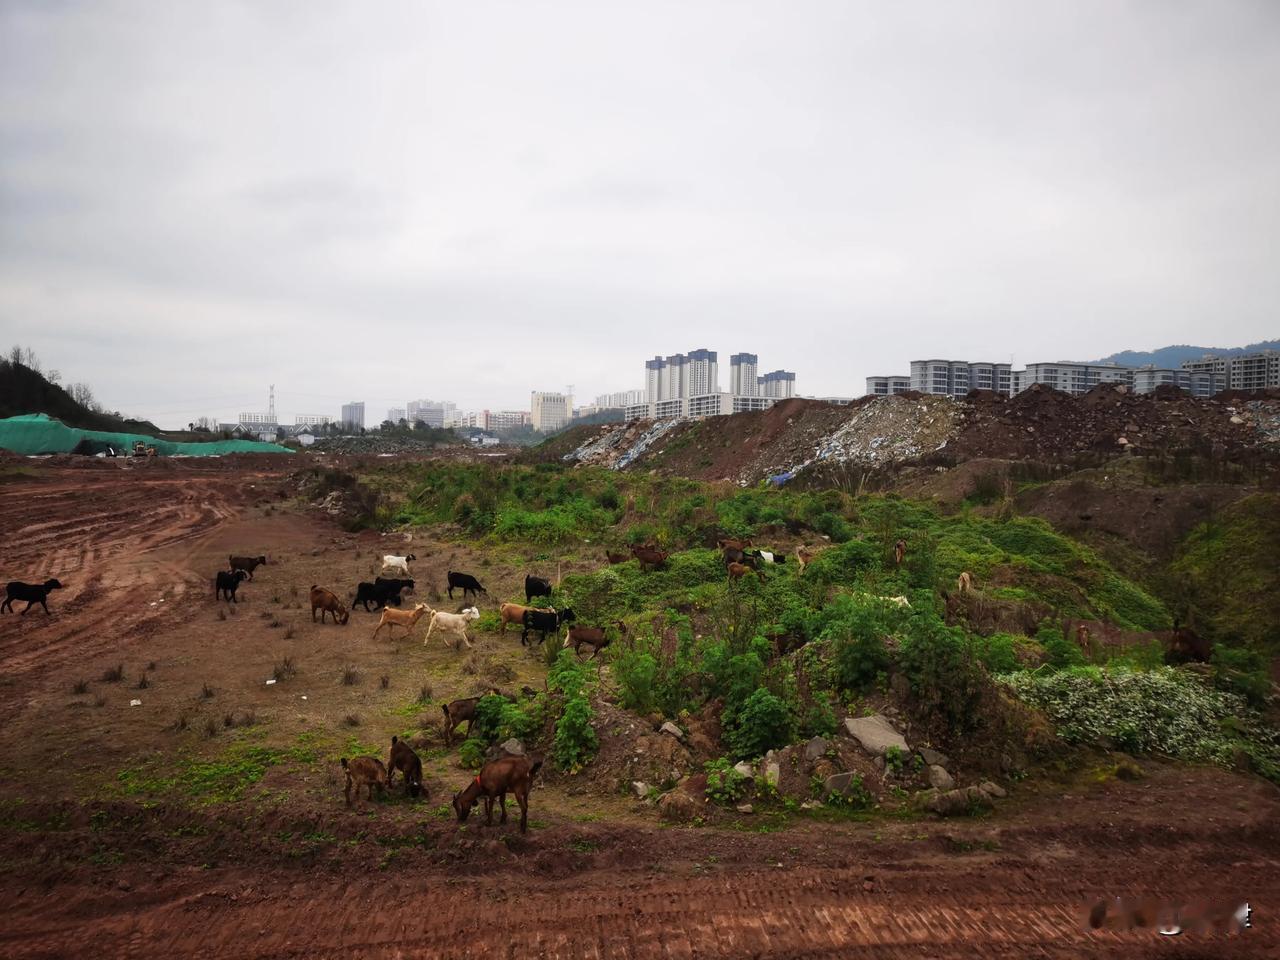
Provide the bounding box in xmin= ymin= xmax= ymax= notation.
xmin=804 ymin=736 xmax=830 ymax=761
xmin=823 ymin=772 xmax=866 ymax=799
xmin=657 ymin=774 xmax=707 ymax=823
xmin=660 ymin=721 xmax=685 ymax=741
xmin=919 ymin=747 xmax=950 ymax=768
xmin=927 ymin=765 xmax=955 ymax=791
xmin=843 ymin=715 xmax=909 ymax=757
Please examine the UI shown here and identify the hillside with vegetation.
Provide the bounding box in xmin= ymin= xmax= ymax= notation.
xmin=315 ymin=459 xmax=1279 ymax=805
xmin=0 ymin=346 xmax=162 ymax=435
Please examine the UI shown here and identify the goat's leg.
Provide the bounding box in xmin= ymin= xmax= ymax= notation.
xmin=345 ymin=775 xmax=353 ymax=808
xmin=21 ymin=599 xmax=34 ymax=614
xmin=483 ymin=796 xmax=493 ymax=826
xmin=41 ymin=598 xmax=50 ymax=614
xmin=423 ymin=619 xmax=435 ymax=646
xmin=498 ymin=791 xmax=507 ymax=824
xmin=518 ymin=789 xmax=528 ymax=834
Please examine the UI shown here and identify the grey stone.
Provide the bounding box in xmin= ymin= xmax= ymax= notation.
xmin=804 ymin=736 xmax=830 ymax=761
xmin=800 ymin=800 xmax=824 ymax=810
xmin=823 ymin=772 xmax=865 ymax=798
xmin=843 ymin=715 xmax=908 ymax=756
xmin=735 ymin=803 xmax=754 ymax=814
xmin=631 ymin=780 xmax=650 ymax=800
xmin=733 ymin=761 xmax=754 ymax=780
xmin=918 ymin=747 xmax=950 ymax=768
xmin=657 ymin=786 xmax=701 ymax=822
xmin=873 ymin=756 xmax=885 ymax=772
xmin=763 ymin=761 xmax=781 ymax=787
xmin=979 ymin=780 xmax=1007 ymax=799
xmin=927 ymin=765 xmax=954 ymax=791
xmin=926 ymin=787 xmax=989 ymax=816
xmin=500 ymin=738 xmax=525 ymax=756
xmin=660 ymin=721 xmax=685 ymax=741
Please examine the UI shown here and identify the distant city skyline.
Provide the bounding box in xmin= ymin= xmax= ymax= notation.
xmin=4 ymin=4 xmax=1276 ymax=429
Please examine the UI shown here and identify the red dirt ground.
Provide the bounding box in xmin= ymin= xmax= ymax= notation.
xmin=1 ymin=459 xmax=1278 ymax=958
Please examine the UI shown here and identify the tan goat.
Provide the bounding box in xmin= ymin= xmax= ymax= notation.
xmin=372 ymin=602 xmax=431 ymax=640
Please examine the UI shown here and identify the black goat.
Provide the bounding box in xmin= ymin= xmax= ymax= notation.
xmin=521 ymin=607 xmax=575 ymax=646
xmin=525 ymin=574 xmax=553 ymax=604
xmin=353 ymin=581 xmax=404 ymax=612
xmin=215 ymin=569 xmax=248 ymax=603
xmin=2 ymin=578 xmax=64 ymax=614
xmin=446 ymin=570 xmax=487 ymax=601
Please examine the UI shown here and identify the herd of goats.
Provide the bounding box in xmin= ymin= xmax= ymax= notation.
xmin=0 ymin=537 xmax=898 ymax=834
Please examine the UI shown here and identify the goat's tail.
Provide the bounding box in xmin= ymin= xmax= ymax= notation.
xmin=310 ymin=584 xmax=318 ymax=591
xmin=340 ymin=757 xmax=349 ymax=769
xmin=528 ymin=759 xmax=543 ymax=779
xmin=391 ymin=735 xmax=399 ymax=746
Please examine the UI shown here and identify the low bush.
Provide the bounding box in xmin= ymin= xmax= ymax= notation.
xmin=727 ymin=688 xmax=794 ymax=760
xmin=999 ymin=667 xmax=1280 ymax=781
xmin=553 ymin=696 xmax=598 ymax=772
xmin=704 ymin=758 xmax=750 ymax=804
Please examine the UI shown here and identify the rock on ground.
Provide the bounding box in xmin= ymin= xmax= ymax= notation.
xmin=919 ymin=747 xmax=950 ymax=768
xmin=928 ymin=765 xmax=955 ymax=791
xmin=660 ymin=721 xmax=685 ymax=741
xmin=843 ymin=715 xmax=909 ymax=756
xmin=804 ymin=736 xmax=830 ymax=761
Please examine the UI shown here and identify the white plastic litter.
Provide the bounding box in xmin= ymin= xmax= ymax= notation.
xmin=129 ymin=699 xmax=142 ymax=707
xmin=265 ymin=679 xmax=276 ymax=685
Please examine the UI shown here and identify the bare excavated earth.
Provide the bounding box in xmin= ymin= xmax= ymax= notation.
xmin=2 ymin=460 xmax=1280 ymax=958
xmin=556 ymin=387 xmax=1280 ymax=486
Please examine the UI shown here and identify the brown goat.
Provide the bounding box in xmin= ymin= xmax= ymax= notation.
xmin=727 ymin=561 xmax=764 ymax=583
xmin=717 ymin=537 xmax=751 ymax=551
xmin=372 ymin=601 xmax=430 ymax=640
xmin=228 ymin=555 xmax=267 ymax=580
xmin=310 ymin=585 xmax=350 ymax=625
xmin=441 ymin=696 xmax=481 ymax=746
xmin=795 ymin=545 xmax=821 ymax=574
xmin=452 ymin=756 xmax=543 ymax=833
xmin=563 ymin=621 xmax=627 ymax=658
xmin=893 ymin=538 xmax=907 ymax=566
xmin=604 ymin=551 xmax=629 ymax=565
xmin=340 ymin=756 xmax=386 ymax=806
xmin=387 ymin=736 xmax=424 ymax=798
xmin=498 ymin=602 xmax=535 ymax=635
xmin=631 ymin=546 xmax=669 ymax=572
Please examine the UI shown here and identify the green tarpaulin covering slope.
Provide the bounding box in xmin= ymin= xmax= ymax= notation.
xmin=0 ymin=414 xmax=291 ymax=456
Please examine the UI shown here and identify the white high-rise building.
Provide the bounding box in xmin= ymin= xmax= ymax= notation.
xmin=758 ymin=370 xmax=796 ymax=399
xmin=406 ymin=399 xmax=456 ymax=428
xmin=910 ymin=360 xmax=1012 ymax=397
xmin=530 ymin=391 xmax=573 ymax=432
xmin=386 ymin=407 xmax=406 ymax=424
xmin=1017 ymin=362 xmax=1133 ymax=395
xmin=340 ymin=402 xmax=365 ymax=430
xmin=865 ymin=375 xmax=911 ymax=396
xmin=730 ymin=353 xmax=758 ymax=397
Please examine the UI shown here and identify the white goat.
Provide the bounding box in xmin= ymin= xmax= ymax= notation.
xmin=424 ymin=606 xmax=481 ymax=649
xmin=873 ymin=595 xmax=912 ymax=609
xmin=381 ymin=554 xmax=416 ymax=576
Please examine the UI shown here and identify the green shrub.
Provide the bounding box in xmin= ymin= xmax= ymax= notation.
xmin=727 ymin=688 xmax=794 ymax=760
xmin=803 ymin=691 xmax=838 ymax=738
xmin=553 ymin=696 xmax=598 ymax=772
xmin=613 ymin=648 xmax=659 ymax=715
xmin=969 ymin=632 xmax=1022 ymax=674
xmin=457 ymin=738 xmax=486 ymax=770
xmin=1211 ymin=647 xmax=1271 ymax=708
xmin=898 ymin=617 xmax=988 ymax=735
xmin=470 ymin=694 xmax=507 ymax=743
xmin=704 ymin=758 xmax=751 ymax=804
xmin=1037 ymin=621 xmax=1085 ymax=669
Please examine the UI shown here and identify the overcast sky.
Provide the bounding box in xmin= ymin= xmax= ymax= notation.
xmin=2 ymin=1 xmax=1278 ymax=428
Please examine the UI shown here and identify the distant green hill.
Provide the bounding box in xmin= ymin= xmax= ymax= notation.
xmin=1093 ymin=340 xmax=1279 ymax=369
xmin=0 ymin=356 xmax=163 ymax=435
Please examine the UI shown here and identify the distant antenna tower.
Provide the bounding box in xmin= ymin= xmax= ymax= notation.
xmin=268 ymin=384 xmax=276 ymax=420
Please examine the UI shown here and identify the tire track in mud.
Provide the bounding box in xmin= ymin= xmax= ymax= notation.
xmin=0 ymin=474 xmax=247 ymax=697
xmin=0 ymin=866 xmax=1271 ymax=960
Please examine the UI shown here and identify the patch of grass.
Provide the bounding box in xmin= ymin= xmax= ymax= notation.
xmin=567 ymin=837 xmax=599 ymax=853
xmin=146 ymin=661 xmax=157 ymax=671
xmin=283 ymin=627 xmax=295 ymax=640
xmin=416 ymin=683 xmax=433 ymax=703
xmin=273 ymin=657 xmax=296 ymax=682
xmin=204 ymin=718 xmax=219 ymax=738
xmin=343 ymin=714 xmax=361 ymax=727
xmin=168 ymin=714 xmax=189 ymax=732
xmin=93 ymin=693 xmax=105 ymax=708
xmin=268 ymin=618 xmax=282 ymax=629
xmin=380 ymin=675 xmax=390 ymax=690
xmin=135 ymin=675 xmax=149 ymax=690
xmin=71 ymin=679 xmax=89 ymax=695
xmin=101 ymin=664 xmax=124 ymax=683
xmin=200 ymin=682 xmax=214 ymax=700
xmin=341 ymin=665 xmax=359 ymax=686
